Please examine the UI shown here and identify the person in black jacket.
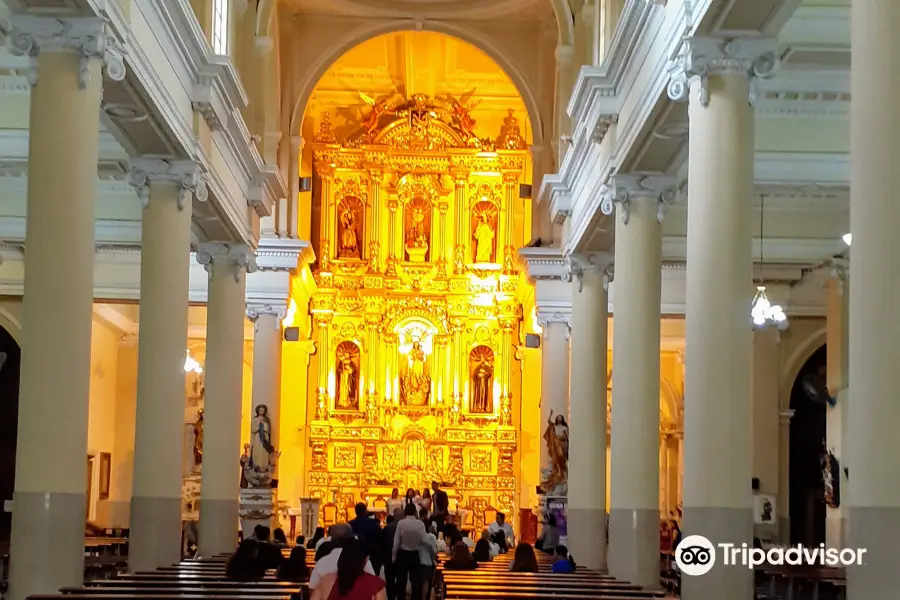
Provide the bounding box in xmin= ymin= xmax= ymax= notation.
xmin=226 ymin=539 xmax=266 ymax=580
xmin=350 ymin=502 xmax=383 ymax=574
xmin=253 ymin=525 xmax=285 ymax=570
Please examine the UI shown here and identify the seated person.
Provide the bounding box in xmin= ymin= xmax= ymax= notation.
xmin=297 ymin=535 xmax=307 ymax=547
xmin=508 ymin=542 xmax=539 ymax=573
xmin=273 ymin=527 xmax=289 ymax=547
xmin=310 ymin=523 xmax=376 ymax=591
xmin=490 ymin=530 xmax=509 ymax=554
xmin=472 ymin=539 xmax=493 ymax=562
xmin=225 ymin=539 xmax=266 ymax=581
xmin=277 ymin=546 xmax=311 ymax=582
xmin=550 ymin=545 xmax=576 ymax=573
xmin=315 ymin=540 xmax=335 ymax=562
xmin=252 ymin=525 xmax=285 ymax=570
xmin=536 ymin=515 xmax=560 ymax=554
xmin=311 ymin=537 xmax=386 ymax=600
xmin=443 ymin=541 xmax=478 ymax=571
xmin=308 ymin=527 xmax=325 ymax=549
xmin=479 ymin=528 xmax=500 ymax=557
xmin=487 ymin=512 xmax=515 ymax=548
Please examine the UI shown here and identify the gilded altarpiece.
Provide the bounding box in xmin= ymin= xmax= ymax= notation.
xmin=305 ymin=96 xmax=528 ymax=530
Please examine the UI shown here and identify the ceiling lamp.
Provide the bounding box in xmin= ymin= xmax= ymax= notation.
xmin=752 ymin=194 xmax=788 ymax=330
xmin=842 ymin=233 xmax=852 ymax=246
xmin=184 ymin=349 xmax=203 ymax=374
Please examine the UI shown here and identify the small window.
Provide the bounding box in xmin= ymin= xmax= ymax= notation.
xmin=211 ymin=0 xmax=229 ymax=55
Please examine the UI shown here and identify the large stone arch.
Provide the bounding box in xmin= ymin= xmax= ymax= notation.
xmin=550 ymin=0 xmax=575 ymax=46
xmin=781 ymin=326 xmax=827 ymax=411
xmin=288 ymin=20 xmax=545 ymax=148
xmin=0 ymin=308 xmax=21 ymax=347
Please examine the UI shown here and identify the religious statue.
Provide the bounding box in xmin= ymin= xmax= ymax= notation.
xmin=440 ymin=90 xmax=480 ymax=138
xmin=191 ymin=409 xmax=204 ymax=471
xmin=473 ymin=213 xmax=495 ymax=263
xmin=405 ymin=207 xmax=429 ymax=262
xmin=249 ymin=404 xmax=274 ymax=473
xmin=359 ymin=91 xmax=398 ymax=136
xmin=239 ymin=444 xmax=250 ymax=489
xmin=336 ymin=343 xmax=359 ymax=409
xmin=540 ymin=411 xmax=569 ymax=495
xmin=470 ymin=348 xmax=494 ymax=413
xmin=339 ymin=207 xmax=360 ymax=258
xmin=401 ymin=341 xmax=431 ymax=406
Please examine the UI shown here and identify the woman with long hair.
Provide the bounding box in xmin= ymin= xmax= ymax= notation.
xmin=443 ymin=541 xmax=478 ymax=571
xmin=508 ymin=542 xmax=539 ymax=573
xmin=403 ymin=487 xmax=418 ymax=511
xmin=277 ymin=546 xmax=311 ymax=582
xmin=225 ymin=539 xmax=266 ymax=581
xmin=311 ymin=538 xmax=386 ymax=600
xmin=308 ymin=527 xmax=326 ymax=549
xmin=419 ymin=488 xmax=432 ymax=512
xmin=472 ymin=539 xmax=493 ymax=562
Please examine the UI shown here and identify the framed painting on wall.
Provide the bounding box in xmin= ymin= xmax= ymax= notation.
xmin=99 ymin=452 xmax=111 ymax=500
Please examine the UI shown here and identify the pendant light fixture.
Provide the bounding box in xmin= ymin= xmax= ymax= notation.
xmin=751 ymin=194 xmax=788 ymax=329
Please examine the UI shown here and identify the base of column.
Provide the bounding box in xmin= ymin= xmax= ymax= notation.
xmin=608 ymin=508 xmax=660 ymax=589
xmin=198 ymin=498 xmax=240 ymax=557
xmin=8 ymin=491 xmax=86 ymax=600
xmin=681 ymin=506 xmax=753 ymax=600
xmin=129 ymin=496 xmax=183 ymax=571
xmin=848 ymin=507 xmax=900 ymax=598
xmin=566 ymin=508 xmax=607 ymax=572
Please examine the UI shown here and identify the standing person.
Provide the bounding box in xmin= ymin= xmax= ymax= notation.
xmin=403 ymin=488 xmax=417 ymax=512
xmin=417 ymin=512 xmax=438 ymax=600
xmin=310 ymin=524 xmax=376 ymax=592
xmin=351 ymin=503 xmax=383 ymax=575
xmin=430 ymin=481 xmax=449 ymax=531
xmin=393 ymin=503 xmax=426 ymax=600
xmin=311 ymin=538 xmax=387 ymax=600
xmin=381 ymin=509 xmax=403 ymax=600
xmin=387 ymin=488 xmax=403 ymax=516
xmin=419 ymin=489 xmax=432 ymax=513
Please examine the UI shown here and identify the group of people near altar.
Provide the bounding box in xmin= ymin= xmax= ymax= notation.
xmin=384 ymin=485 xmax=444 ymax=518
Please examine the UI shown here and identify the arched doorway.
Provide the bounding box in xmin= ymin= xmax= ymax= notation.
xmin=788 ymin=344 xmax=826 ymax=546
xmin=0 ymin=325 xmax=21 ymax=541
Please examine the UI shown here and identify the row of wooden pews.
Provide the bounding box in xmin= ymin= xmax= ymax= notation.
xmin=31 ymin=549 xmax=305 ymax=600
xmin=436 ymin=550 xmax=666 ymax=600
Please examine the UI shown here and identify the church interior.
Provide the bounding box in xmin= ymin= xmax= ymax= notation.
xmin=0 ymin=0 xmax=884 ymax=598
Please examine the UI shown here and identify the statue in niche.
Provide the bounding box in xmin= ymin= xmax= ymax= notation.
xmin=191 ymin=409 xmax=204 ymax=471
xmin=540 ymin=411 xmax=569 ymax=495
xmin=335 ymin=342 xmax=360 ymax=410
xmin=469 ymin=346 xmax=494 ymax=413
xmin=337 ymin=197 xmax=364 ymax=259
xmin=404 ymin=199 xmax=430 ymax=262
xmin=401 ymin=340 xmax=431 ymax=406
xmin=244 ymin=405 xmax=278 ymax=488
xmin=471 ymin=201 xmax=497 ymax=264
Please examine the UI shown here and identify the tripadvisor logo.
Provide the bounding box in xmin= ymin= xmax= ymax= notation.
xmin=675 ymin=535 xmax=867 ymax=576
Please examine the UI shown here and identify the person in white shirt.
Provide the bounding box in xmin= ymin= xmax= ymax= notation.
xmin=393 ymin=503 xmax=427 ymax=600
xmin=487 ymin=513 xmax=515 ymax=548
xmin=308 ymin=523 xmax=376 ymax=590
xmin=417 ymin=519 xmax=438 ymax=600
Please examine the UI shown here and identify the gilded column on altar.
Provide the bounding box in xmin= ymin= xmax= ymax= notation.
xmin=368 ymin=168 xmax=383 ymax=273
xmin=453 ymin=174 xmax=468 ymax=274
xmin=6 ymin=16 xmax=125 ymax=600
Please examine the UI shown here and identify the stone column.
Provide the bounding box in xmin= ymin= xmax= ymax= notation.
xmin=777 ymin=411 xmax=793 ymax=542
xmin=668 ymin=36 xmax=776 ymax=600
xmin=196 ymin=244 xmax=254 ymax=557
xmin=606 ymin=175 xmax=670 ymax=590
xmin=563 ymin=253 xmax=611 ymax=572
xmin=537 ymin=316 xmax=571 ymax=483
xmin=127 ymin=159 xmax=205 ymax=571
xmin=848 ymin=2 xmax=900 ymax=594
xmin=284 ymin=136 xmax=302 ymax=238
xmin=6 ymin=17 xmax=124 ymax=600
xmin=824 ymin=265 xmax=848 ymax=549
xmin=246 ymin=304 xmax=286 ymax=462
xmin=751 ymin=327 xmax=782 ymax=542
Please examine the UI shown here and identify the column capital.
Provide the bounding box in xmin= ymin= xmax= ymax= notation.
xmin=196 ymin=243 xmax=257 ymax=281
xmin=667 ymin=36 xmax=777 ymax=107
xmin=246 ymin=303 xmax=287 ymax=330
xmin=127 ymin=158 xmax=208 ymax=209
xmin=536 ymin=309 xmax=572 ymax=330
xmin=2 ymin=16 xmax=127 ymax=88
xmin=600 ymin=174 xmax=677 ymax=224
xmin=562 ymin=252 xmax=613 ymax=293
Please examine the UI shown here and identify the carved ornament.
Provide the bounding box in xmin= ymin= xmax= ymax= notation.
xmin=563 ymin=253 xmax=613 ymax=293
xmin=127 ymin=158 xmax=208 ymax=210
xmin=599 ymin=174 xmax=677 ymax=224
xmin=196 ymin=243 xmax=257 ymax=282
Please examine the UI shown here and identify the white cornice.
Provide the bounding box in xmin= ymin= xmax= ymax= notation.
xmin=255 ymin=237 xmax=315 ymax=272
xmin=662 ymin=236 xmax=846 ymax=263
xmin=0 ymin=216 xmax=141 ymax=244
xmin=517 ymin=246 xmax=566 ymax=281
xmin=755 ymin=152 xmax=849 ymax=187
xmin=0 ymin=129 xmax=128 ymax=162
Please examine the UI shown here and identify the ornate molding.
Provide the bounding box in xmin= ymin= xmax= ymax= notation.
xmin=126 ymin=158 xmax=208 ymax=210
xmin=536 ymin=310 xmax=571 ymax=330
xmin=517 ymin=246 xmax=566 ymax=281
xmin=591 ymin=114 xmax=618 ymax=145
xmin=1 ymin=17 xmax=127 ymax=88
xmin=600 ymin=174 xmax=676 ymax=224
xmin=562 ymin=252 xmax=613 ymax=293
xmin=667 ymin=37 xmax=777 ymax=107
xmin=196 ymin=243 xmax=257 ymax=282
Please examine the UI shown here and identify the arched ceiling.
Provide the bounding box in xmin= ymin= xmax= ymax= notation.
xmin=287 ymin=0 xmax=555 ymax=20
xmin=301 ymin=31 xmax=531 ymax=147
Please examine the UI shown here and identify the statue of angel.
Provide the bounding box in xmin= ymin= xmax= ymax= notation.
xmin=359 ymin=91 xmax=399 ymax=134
xmin=440 ymin=89 xmax=480 ymax=137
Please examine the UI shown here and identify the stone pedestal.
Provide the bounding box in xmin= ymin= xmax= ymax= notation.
xmin=299 ymin=497 xmax=322 ymax=537
xmin=239 ymin=488 xmax=277 ymax=538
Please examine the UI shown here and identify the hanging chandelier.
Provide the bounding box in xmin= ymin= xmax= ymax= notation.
xmin=751 ymin=194 xmax=788 ymax=330
xmin=184 ymin=349 xmax=203 ymax=374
